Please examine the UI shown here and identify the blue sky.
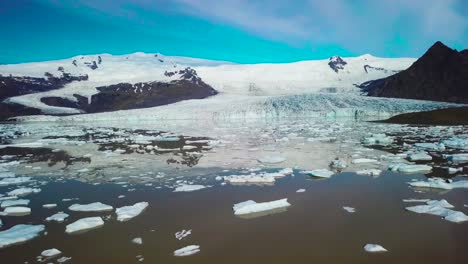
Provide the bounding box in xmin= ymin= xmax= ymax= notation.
xmin=1 ymin=0 xmax=467 ymax=64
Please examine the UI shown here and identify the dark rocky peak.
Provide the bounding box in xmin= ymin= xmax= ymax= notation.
xmin=84 ymin=61 xmax=98 ymax=70
xmin=98 ymin=56 xmax=102 ymax=64
xmin=328 ymin=56 xmax=347 ymax=73
xmin=164 ymin=67 xmax=202 ymax=84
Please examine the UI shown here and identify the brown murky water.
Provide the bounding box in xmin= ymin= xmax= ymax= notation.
xmin=1 ymin=171 xmax=467 ymax=264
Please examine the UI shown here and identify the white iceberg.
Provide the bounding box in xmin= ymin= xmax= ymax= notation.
xmin=352 ymin=158 xmax=378 ymax=164
xmin=116 ymin=202 xmax=149 ymax=222
xmin=69 ymin=202 xmax=113 ymax=212
xmin=43 ymin=204 xmax=57 ymax=209
xmin=7 ymin=187 xmax=41 ymax=197
xmin=406 ymin=199 xmax=468 ymax=223
xmin=414 ymin=143 xmax=445 ymax=151
xmin=407 ymin=153 xmax=432 ymax=161
xmin=362 ymin=134 xmax=393 ymax=146
xmin=175 ymin=229 xmax=192 ymax=240
xmin=388 ymin=164 xmax=432 ymax=173
xmin=1 ymin=199 xmax=30 ymax=208
xmin=257 ymin=156 xmax=286 ymax=164
xmin=131 ymin=237 xmax=143 ymax=245
xmin=444 ymin=154 xmax=468 ymax=163
xmin=304 ymin=169 xmax=334 ymax=178
xmin=41 ymin=248 xmax=62 ymax=258
xmin=174 ymin=185 xmax=207 ymax=192
xmin=233 ymin=198 xmax=291 ymax=216
xmin=356 ymin=169 xmax=382 ymax=176
xmin=364 ymin=244 xmax=387 ymax=252
xmin=0 ymin=177 xmax=32 ymax=186
xmin=174 ymin=245 xmax=200 ymax=257
xmin=343 ymin=207 xmax=356 ymax=213
xmin=1 ymin=206 xmax=31 ymax=216
xmin=46 ymin=212 xmax=69 ymax=223
xmin=66 ymin=217 xmax=104 ymax=234
xmin=296 ymin=189 xmax=306 ymax=193
xmin=0 ymin=224 xmax=45 ymax=249
xmin=409 ymin=178 xmax=468 ymax=190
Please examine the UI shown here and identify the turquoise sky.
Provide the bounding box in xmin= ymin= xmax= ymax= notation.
xmin=1 ymin=0 xmax=467 ymax=64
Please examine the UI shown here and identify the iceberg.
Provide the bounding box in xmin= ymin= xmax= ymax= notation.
xmin=362 ymin=134 xmax=393 ymax=146
xmin=356 ymin=169 xmax=382 ymax=176
xmin=174 ymin=185 xmax=207 ymax=192
xmin=46 ymin=212 xmax=69 ymax=223
xmin=7 ymin=187 xmax=41 ymax=197
xmin=409 ymin=178 xmax=468 ymax=190
xmin=364 ymin=244 xmax=387 ymax=252
xmin=343 ymin=206 xmax=356 ymax=213
xmin=233 ymin=198 xmax=291 ymax=216
xmin=405 ymin=199 xmax=468 ymax=223
xmin=69 ymin=202 xmax=113 ymax=212
xmin=66 ymin=217 xmax=104 ymax=234
xmin=131 ymin=237 xmax=143 ymax=245
xmin=304 ymin=169 xmax=334 ymax=178
xmin=0 ymin=177 xmax=32 ymax=186
xmin=116 ymin=202 xmax=149 ymax=222
xmin=414 ymin=143 xmax=445 ymax=151
xmin=0 ymin=224 xmax=45 ymax=249
xmin=444 ymin=154 xmax=468 ymax=163
xmin=407 ymin=153 xmax=432 ymax=161
xmin=174 ymin=245 xmax=200 ymax=257
xmin=257 ymin=156 xmax=286 ymax=164
xmin=352 ymin=158 xmax=378 ymax=164
xmin=175 ymin=229 xmax=192 ymax=240
xmin=1 ymin=199 xmax=30 ymax=208
xmin=41 ymin=248 xmax=62 ymax=258
xmin=1 ymin=206 xmax=31 ymax=216
xmin=388 ymin=163 xmax=432 ymax=173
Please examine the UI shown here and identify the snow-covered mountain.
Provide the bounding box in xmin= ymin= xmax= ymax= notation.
xmin=0 ymin=52 xmax=459 ymax=121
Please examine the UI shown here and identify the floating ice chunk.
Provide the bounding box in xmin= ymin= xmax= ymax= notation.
xmin=364 ymin=244 xmax=387 ymax=252
xmin=66 ymin=217 xmax=104 ymax=234
xmin=388 ymin=164 xmax=432 ymax=173
xmin=224 ymin=174 xmax=275 ymax=184
xmin=444 ymin=154 xmax=468 ymax=163
xmin=362 ymin=134 xmax=393 ymax=146
xmin=406 ymin=199 xmax=468 ymax=223
xmin=69 ymin=202 xmax=113 ymax=212
xmin=46 ymin=212 xmax=69 ymax=223
xmin=43 ymin=204 xmax=57 ymax=209
xmin=343 ymin=207 xmax=356 ymax=213
xmin=0 ymin=224 xmax=45 ymax=249
xmin=356 ymin=169 xmax=382 ymax=176
xmin=330 ymin=159 xmax=347 ymax=169
xmin=446 ymin=167 xmax=463 ymax=174
xmin=0 ymin=177 xmax=32 ymax=186
xmin=414 ymin=143 xmax=445 ymax=151
xmin=407 ymin=153 xmax=432 ymax=161
xmin=116 ymin=202 xmax=149 ymax=222
xmin=57 ymin=256 xmax=72 ymax=263
xmin=0 ymin=171 xmax=15 ymax=178
xmin=296 ymin=189 xmax=306 ymax=193
xmin=132 ymin=237 xmax=143 ymax=245
xmin=174 ymin=245 xmax=200 ymax=257
xmin=257 ymin=156 xmax=286 ymax=164
xmin=233 ymin=198 xmax=291 ymax=216
xmin=41 ymin=248 xmax=62 ymax=258
xmin=409 ymin=178 xmax=468 ymax=190
xmin=175 ymin=229 xmax=192 ymax=240
xmin=403 ymin=199 xmax=430 ymax=203
xmin=7 ymin=188 xmax=41 ymax=197
xmin=352 ymin=158 xmax=378 ymax=164
xmin=1 ymin=206 xmax=31 ymax=216
xmin=1 ymin=199 xmax=30 ymax=208
xmin=442 ymin=138 xmax=468 ymax=150
xmin=304 ymin=169 xmax=334 ymax=178
xmin=174 ymin=185 xmax=207 ymax=192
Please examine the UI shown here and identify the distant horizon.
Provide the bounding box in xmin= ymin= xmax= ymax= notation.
xmin=1 ymin=0 xmax=467 ymax=64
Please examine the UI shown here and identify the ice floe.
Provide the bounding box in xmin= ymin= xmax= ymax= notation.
xmin=409 ymin=178 xmax=468 ymax=190
xmin=233 ymin=198 xmax=291 ymax=216
xmin=388 ymin=164 xmax=432 ymax=173
xmin=407 ymin=153 xmax=432 ymax=161
xmin=0 ymin=224 xmax=45 ymax=249
xmin=343 ymin=207 xmax=356 ymax=213
xmin=414 ymin=142 xmax=445 ymax=151
xmin=0 ymin=177 xmax=32 ymax=186
xmin=405 ymin=199 xmax=468 ymax=223
xmin=1 ymin=206 xmax=31 ymax=216
xmin=69 ymin=202 xmax=114 ymax=212
xmin=46 ymin=212 xmax=70 ymax=223
xmin=1 ymin=199 xmax=30 ymax=208
xmin=444 ymin=154 xmax=468 ymax=163
xmin=364 ymin=244 xmax=387 ymax=252
xmin=304 ymin=169 xmax=334 ymax=178
xmin=296 ymin=189 xmax=306 ymax=193
xmin=362 ymin=134 xmax=393 ymax=146
xmin=352 ymin=158 xmax=378 ymax=164
xmin=257 ymin=156 xmax=286 ymax=164
xmin=41 ymin=248 xmax=62 ymax=258
xmin=66 ymin=217 xmax=105 ymax=234
xmin=43 ymin=204 xmax=57 ymax=209
xmin=174 ymin=184 xmax=207 ymax=192
xmin=356 ymin=169 xmax=382 ymax=176
xmin=175 ymin=229 xmax=192 ymax=240
xmin=132 ymin=237 xmax=143 ymax=245
xmin=7 ymin=187 xmax=41 ymax=197
xmin=174 ymin=245 xmax=200 ymax=257
xmin=116 ymin=202 xmax=149 ymax=222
